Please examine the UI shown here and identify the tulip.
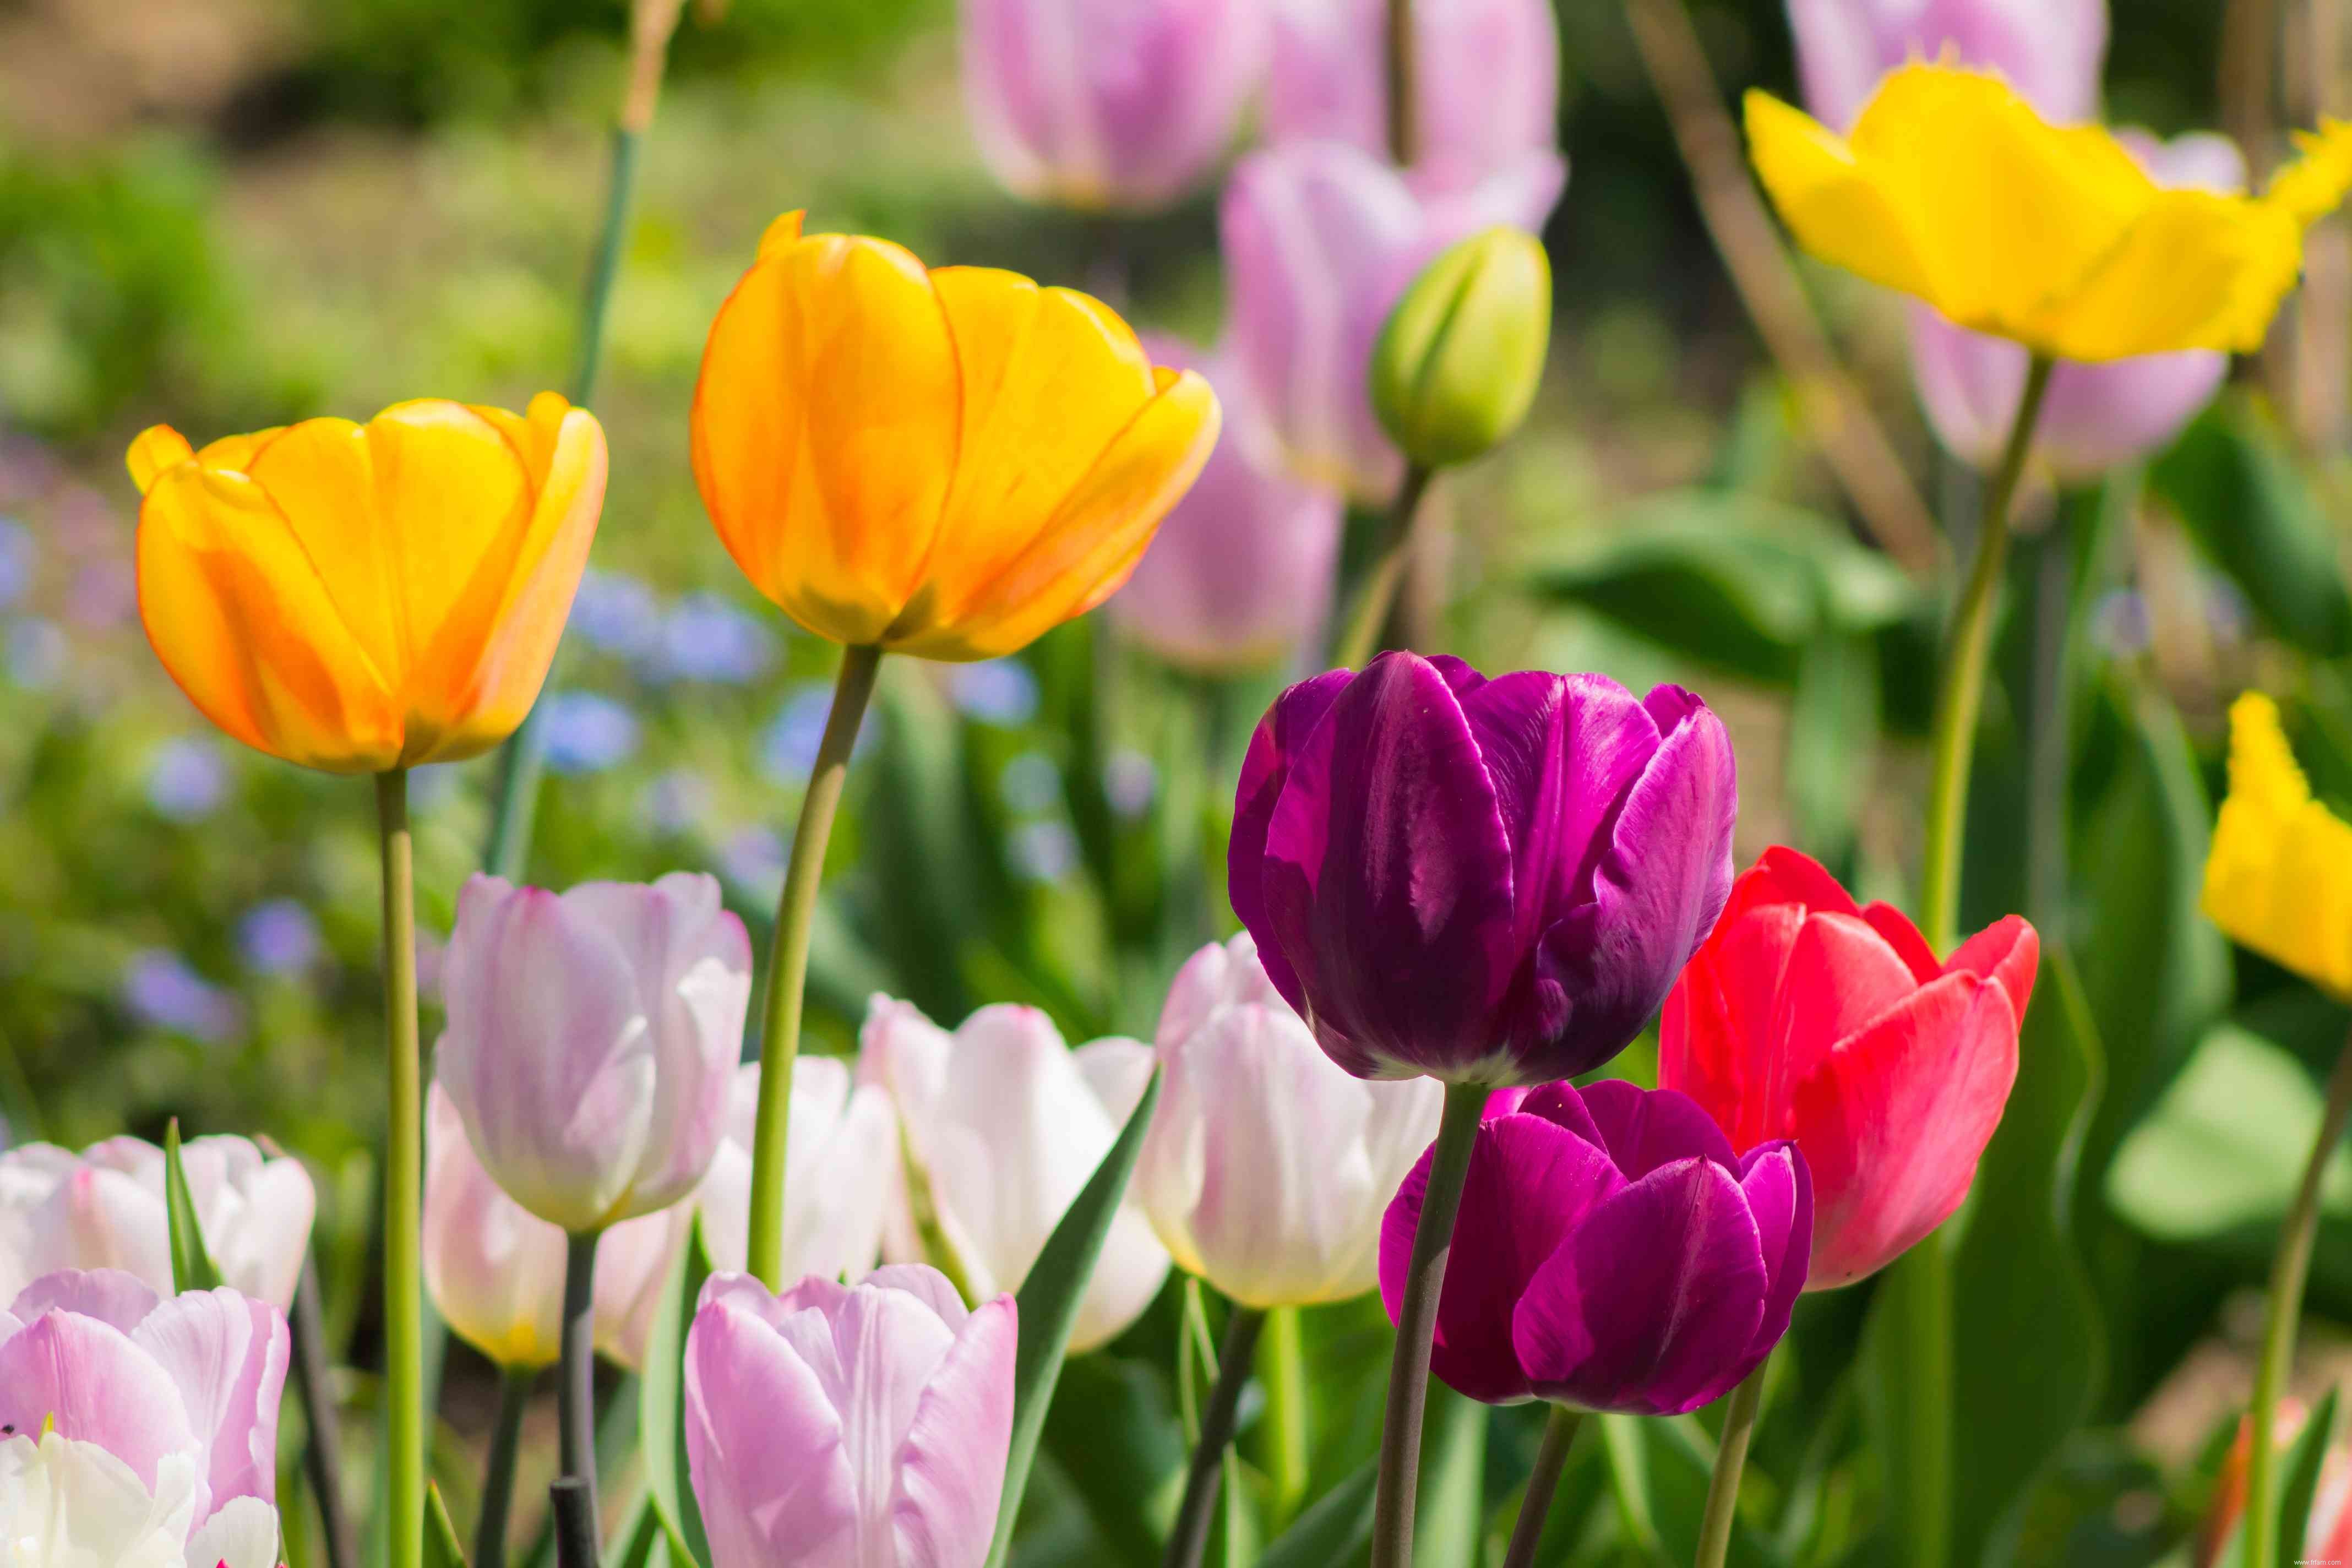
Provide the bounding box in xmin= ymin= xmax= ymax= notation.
xmin=1657 ymin=847 xmax=2038 ymax=1288
xmin=1266 ymin=0 xmax=1559 ymax=191
xmin=433 ymin=871 xmax=751 ymax=1235
xmin=1107 ymin=338 xmax=1344 ymax=673
xmin=423 ymin=1082 xmax=571 ymax=1370
xmin=1222 ymin=140 xmax=1565 ymax=503
xmin=0 ymin=1267 xmax=288 ymax=1540
xmin=125 ymin=394 xmax=607 ymax=772
xmin=1746 ymin=64 xmax=2352 ymax=361
xmin=1137 ymin=933 xmax=1443 ymax=1306
xmin=960 ymin=0 xmax=1267 ymax=211
xmin=0 ymin=1429 xmax=281 ymax=1568
xmin=1785 ymin=0 xmax=2106 ymax=134
xmin=684 ymin=1266 xmax=1017 ymax=1568
xmin=859 ymin=998 xmax=1170 ymax=1352
xmin=1382 ymin=1079 xmax=1810 ymax=1413
xmin=1370 ymin=226 xmax=1553 ymax=470
xmin=0 ymin=1134 xmax=315 ymax=1311
xmin=2195 ymin=1402 xmax=2352 ymax=1568
xmin=1229 ymin=652 xmax=1737 ymax=1086
xmin=2204 ymin=692 xmax=2352 ymax=996
xmin=1908 ymin=132 xmax=2245 ymax=481
xmin=692 ymin=212 xmax=1220 ymax=662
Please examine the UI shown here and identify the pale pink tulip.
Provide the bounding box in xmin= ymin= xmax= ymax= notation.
xmin=0 ymin=1429 xmax=282 ymax=1568
xmin=1785 ymin=0 xmax=2108 ymax=133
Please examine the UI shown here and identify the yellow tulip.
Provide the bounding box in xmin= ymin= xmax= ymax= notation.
xmin=1746 ymin=63 xmax=2352 ymax=361
xmin=690 ymin=212 xmax=1221 ymax=661
xmin=2203 ymin=692 xmax=2352 ymax=998
xmin=129 ymin=394 xmax=607 ymax=774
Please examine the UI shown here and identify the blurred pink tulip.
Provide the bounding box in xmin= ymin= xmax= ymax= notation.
xmin=1110 ymin=339 xmax=1344 ymax=672
xmin=860 ymin=998 xmax=1170 ymax=1352
xmin=685 ymin=1266 xmax=1016 ymax=1568
xmin=1785 ymin=0 xmax=2108 ymax=133
xmin=1137 ymin=933 xmax=1441 ymax=1306
xmin=434 ymin=872 xmax=751 ymax=1234
xmin=960 ymin=0 xmax=1267 ymax=211
xmin=1907 ymin=132 xmax=2244 ymax=481
xmin=1266 ymin=0 xmax=1560 ymax=192
xmin=0 ymin=1134 xmax=315 ymax=1311
xmin=0 ymin=1267 xmax=286 ymax=1548
xmin=1223 ymin=139 xmax=1564 ymax=503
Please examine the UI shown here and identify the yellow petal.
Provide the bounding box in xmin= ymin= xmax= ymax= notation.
xmin=126 ymin=427 xmax=193 ymax=494
xmin=2265 ymin=119 xmax=2352 ymax=223
xmin=755 ymin=209 xmax=807 ymax=260
xmin=897 ymin=364 xmax=1221 ymax=660
xmin=2021 ymin=190 xmax=2301 ymax=357
xmin=2202 ymin=691 xmax=2352 ymax=998
xmin=1744 ymin=88 xmax=1939 ymax=304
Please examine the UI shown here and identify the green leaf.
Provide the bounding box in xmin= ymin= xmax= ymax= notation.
xmin=1597 ymin=1414 xmax=1663 ymax=1558
xmin=1411 ymin=1385 xmax=1488 ymax=1568
xmin=1038 ymin=1354 xmax=1184 ymax=1566
xmin=2279 ymin=1389 xmax=2341 ymax=1568
xmin=641 ymin=1209 xmax=715 ymax=1568
xmin=424 ymin=1481 xmax=467 ymax=1568
xmin=1256 ymin=1459 xmax=1378 ymax=1568
xmin=1784 ymin=633 xmax=1882 ymax=861
xmin=985 ymin=1070 xmax=1164 ymax=1568
xmin=1951 ymin=945 xmax=2108 ymax=1568
xmin=162 ymin=1119 xmax=222 ymax=1293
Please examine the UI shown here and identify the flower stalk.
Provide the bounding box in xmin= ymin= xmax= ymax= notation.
xmin=1164 ymin=1305 xmax=1269 ymax=1568
xmin=1333 ymin=463 xmax=1434 ymax=669
xmin=475 ymin=1365 xmax=535 ymax=1568
xmin=1500 ymin=1404 xmax=1583 ymax=1568
xmin=559 ymin=1230 xmax=603 ymax=1536
xmin=1693 ymin=1361 xmax=1768 ymax=1568
xmin=377 ymin=767 xmax=425 ymax=1568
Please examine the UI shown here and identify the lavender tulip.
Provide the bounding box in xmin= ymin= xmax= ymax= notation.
xmin=434 ymin=871 xmax=751 ymax=1234
xmin=1786 ymin=0 xmax=2108 ymax=133
xmin=1907 ymin=131 xmax=2244 ymax=481
xmin=1230 ymin=652 xmax=1737 ymax=1085
xmin=0 ymin=1134 xmax=315 ymax=1311
xmin=1382 ymin=1080 xmax=1811 ymax=1413
xmin=1138 ymin=933 xmax=1442 ymax=1306
xmin=960 ymin=0 xmax=1267 ymax=211
xmin=684 ymin=1266 xmax=1017 ymax=1568
xmin=1223 ymin=140 xmax=1564 ymax=503
xmin=1266 ymin=0 xmax=1560 ymax=191
xmin=1109 ymin=339 xmax=1344 ymax=673
xmin=0 ymin=1268 xmax=288 ymax=1544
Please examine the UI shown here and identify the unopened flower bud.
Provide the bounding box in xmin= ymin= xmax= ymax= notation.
xmin=1369 ymin=226 xmax=1551 ymax=469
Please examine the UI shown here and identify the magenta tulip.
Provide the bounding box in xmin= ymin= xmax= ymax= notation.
xmin=1785 ymin=0 xmax=2108 ymax=133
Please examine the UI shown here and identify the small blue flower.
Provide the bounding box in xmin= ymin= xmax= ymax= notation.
xmin=147 ymin=738 xmax=228 ymax=822
xmin=541 ymin=691 xmax=641 ymax=776
xmin=652 ymin=593 xmax=780 ymax=685
xmin=718 ymin=825 xmax=787 ymax=902
xmin=1103 ymin=750 xmax=1158 ymax=820
xmin=642 ymin=768 xmax=712 ymax=835
xmin=238 ymin=899 xmax=323 ymax=977
xmin=2089 ymin=589 xmax=2151 ymax=658
xmin=1008 ymin=820 xmax=1080 ymax=884
xmin=999 ymin=752 xmax=1063 ymax=815
xmin=0 ymin=518 xmax=34 ymax=609
xmin=950 ymin=659 xmax=1040 ymax=727
xmin=762 ymin=684 xmax=877 ymax=783
xmin=122 ymin=950 xmax=243 ymax=1043
xmin=569 ymin=570 xmax=664 ymax=658
xmin=6 ymin=618 xmax=66 ymax=689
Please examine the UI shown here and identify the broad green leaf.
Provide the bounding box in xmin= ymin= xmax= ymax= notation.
xmin=1039 ymin=1354 xmax=1183 ymax=1566
xmin=640 ymin=1210 xmax=714 ymax=1567
xmin=1784 ymin=633 xmax=1881 ymax=862
xmin=1257 ymin=1459 xmax=1378 ymax=1568
xmin=1597 ymin=1414 xmax=1662 ymax=1558
xmin=1412 ymin=1386 xmax=1488 ymax=1568
xmin=986 ymin=1071 xmax=1164 ymax=1568
xmin=425 ymin=1482 xmax=467 ymax=1568
xmin=163 ymin=1119 xmax=221 ymax=1293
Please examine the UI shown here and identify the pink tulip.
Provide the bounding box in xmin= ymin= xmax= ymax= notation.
xmin=0 ymin=1134 xmax=315 ymax=1311
xmin=1223 ymin=139 xmax=1564 ymax=503
xmin=1785 ymin=0 xmax=2108 ymax=133
xmin=434 ymin=872 xmax=752 ymax=1234
xmin=1907 ymin=131 xmax=2244 ymax=481
xmin=960 ymin=0 xmax=1267 ymax=211
xmin=0 ymin=1267 xmax=287 ymax=1544
xmin=1266 ymin=0 xmax=1560 ymax=193
xmin=1109 ymin=338 xmax=1344 ymax=672
xmin=684 ymin=1266 xmax=1017 ymax=1568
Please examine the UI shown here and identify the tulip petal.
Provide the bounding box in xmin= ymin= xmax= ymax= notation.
xmin=188 ymin=1495 xmax=285 ymax=1568
xmin=126 ymin=426 xmax=194 ymax=493
xmin=1945 ymin=913 xmax=2040 ymax=1015
xmin=0 ymin=1311 xmax=198 ymax=1495
xmin=889 ymin=1294 xmax=1017 ymax=1568
xmin=424 ymin=1084 xmax=567 ymax=1369
xmin=1738 ymin=1141 xmax=1812 ymax=1363
xmin=11 ymin=1268 xmax=162 ymax=1336
xmin=1229 ymin=670 xmax=1354 ymax=1017
xmin=132 ymin=1287 xmax=288 ymax=1512
xmin=2204 ymin=691 xmax=2352 ymax=997
xmin=1566 ymin=1079 xmax=1739 ymax=1180
xmin=684 ymin=1297 xmax=861 ymax=1568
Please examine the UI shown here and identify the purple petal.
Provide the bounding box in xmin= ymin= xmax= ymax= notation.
xmin=889 ymin=1294 xmax=1017 ymax=1568
xmin=0 ymin=1309 xmax=199 ymax=1494
xmin=1570 ymin=1079 xmax=1739 ymax=1182
xmin=685 ymin=1296 xmax=861 ymax=1568
xmin=133 ymin=1287 xmax=289 ymax=1511
xmin=1738 ymin=1141 xmax=1812 ymax=1365
xmin=10 ymin=1268 xmax=162 ymax=1335
xmin=1229 ymin=668 xmax=1355 ymax=1017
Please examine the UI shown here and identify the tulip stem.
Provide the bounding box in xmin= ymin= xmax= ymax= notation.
xmin=290 ymin=1248 xmax=358 ymax=1568
xmin=1262 ymin=1305 xmax=1311 ymax=1527
xmin=1694 ymin=1360 xmax=1768 ymax=1568
xmin=747 ymin=642 xmax=885 ymax=1287
xmin=1500 ymin=1404 xmax=1583 ymax=1568
xmin=2244 ymin=1028 xmax=2352 ymax=1568
xmin=375 ymin=768 xmax=425 ymax=1568
xmin=475 ymin=1365 xmax=535 ymax=1568
xmin=1165 ymin=1304 xmax=1268 ymax=1568
xmin=1373 ymin=1081 xmax=1489 ymax=1568
xmin=1385 ymin=0 xmax=1417 ymax=164
xmin=559 ymin=1231 xmax=603 ymax=1537
xmin=1334 ymin=462 xmax=1434 ymax=670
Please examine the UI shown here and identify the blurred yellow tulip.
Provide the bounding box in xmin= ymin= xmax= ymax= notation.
xmin=128 ymin=393 xmax=607 ymax=774
xmin=690 ymin=212 xmax=1221 ymax=661
xmin=2203 ymin=692 xmax=2352 ymax=998
xmin=1747 ymin=64 xmax=2352 ymax=361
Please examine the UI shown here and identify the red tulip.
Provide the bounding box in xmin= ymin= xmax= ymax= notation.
xmin=1657 ymin=846 xmax=2037 ymax=1288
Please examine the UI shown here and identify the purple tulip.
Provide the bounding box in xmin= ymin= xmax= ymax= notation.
xmin=1229 ymin=652 xmax=1737 ymax=1085
xmin=1109 ymin=338 xmax=1344 ymax=672
xmin=1266 ymin=0 xmax=1560 ymax=193
xmin=1907 ymin=130 xmax=2244 ymax=481
xmin=685 ymin=1266 xmax=1017 ymax=1568
xmin=1786 ymin=0 xmax=2108 ymax=133
xmin=1382 ymin=1079 xmax=1811 ymax=1414
xmin=960 ymin=0 xmax=1267 ymax=212
xmin=1223 ymin=140 xmax=1564 ymax=504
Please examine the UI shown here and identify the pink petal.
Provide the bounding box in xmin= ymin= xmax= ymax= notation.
xmin=889 ymin=1294 xmax=1017 ymax=1568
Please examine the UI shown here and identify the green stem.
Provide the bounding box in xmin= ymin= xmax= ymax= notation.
xmin=1371 ymin=1081 xmax=1489 ymax=1568
xmin=1385 ymin=0 xmax=1417 ymax=164
xmin=745 ymin=644 xmax=885 ymax=1286
xmin=474 ymin=1366 xmax=535 ymax=1568
xmin=290 ymin=1249 xmax=357 ymax=1568
xmin=1332 ymin=464 xmax=1434 ymax=670
xmin=559 ymin=1231 xmax=602 ymax=1537
xmin=1693 ymin=1360 xmax=1768 ymax=1568
xmin=1500 ymin=1405 xmax=1583 ymax=1568
xmin=1164 ymin=1305 xmax=1269 ymax=1568
xmin=375 ymin=769 xmax=423 ymax=1568
xmin=1262 ymin=1304 xmax=1310 ymax=1528
xmin=2244 ymin=1031 xmax=2352 ymax=1568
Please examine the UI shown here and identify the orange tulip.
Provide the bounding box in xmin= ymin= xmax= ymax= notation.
xmin=128 ymin=394 xmax=607 ymax=774
xmin=690 ymin=213 xmax=1221 ymax=661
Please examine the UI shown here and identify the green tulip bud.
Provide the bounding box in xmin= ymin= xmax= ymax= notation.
xmin=1370 ymin=226 xmax=1552 ymax=469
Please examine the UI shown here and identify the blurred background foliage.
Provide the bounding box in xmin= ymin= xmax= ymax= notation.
xmin=4 ymin=0 xmax=2347 ymax=1564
